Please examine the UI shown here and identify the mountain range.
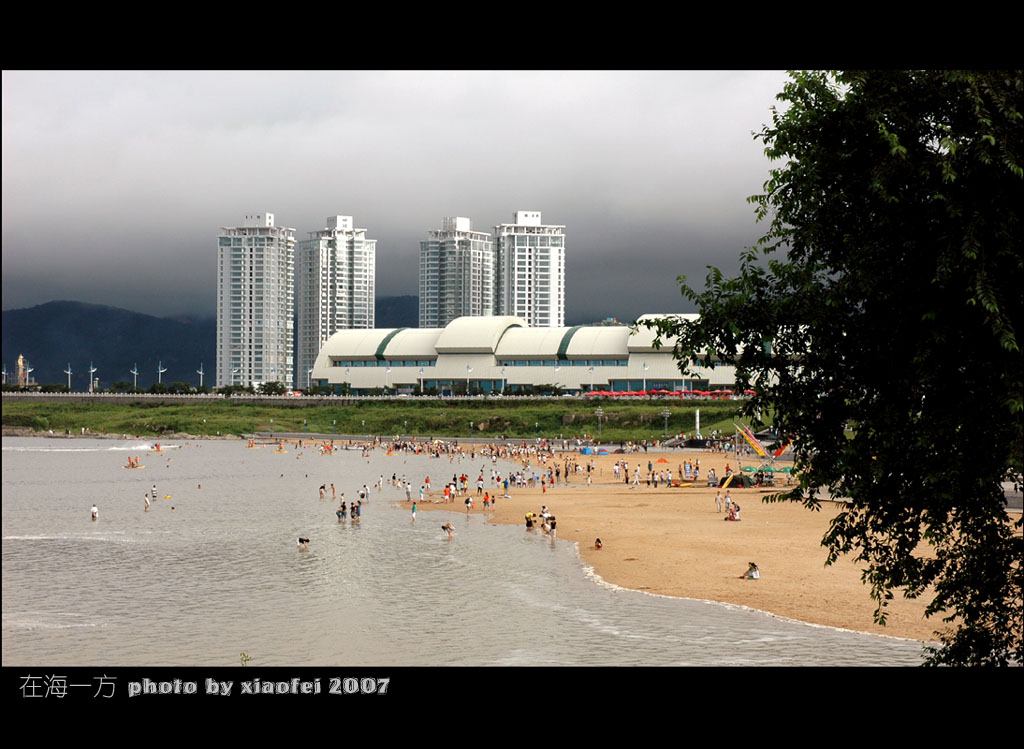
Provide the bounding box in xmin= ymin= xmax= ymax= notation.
xmin=2 ymin=297 xmax=419 ymax=389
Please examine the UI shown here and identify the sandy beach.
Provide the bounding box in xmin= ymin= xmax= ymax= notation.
xmin=414 ymin=448 xmax=953 ymax=643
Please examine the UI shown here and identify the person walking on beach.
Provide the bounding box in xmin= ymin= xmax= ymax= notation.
xmin=725 ymin=491 xmax=733 ymax=513
xmin=715 ymin=491 xmax=723 ymax=513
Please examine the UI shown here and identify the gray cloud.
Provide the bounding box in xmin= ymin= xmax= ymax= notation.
xmin=2 ymin=70 xmax=789 ymax=322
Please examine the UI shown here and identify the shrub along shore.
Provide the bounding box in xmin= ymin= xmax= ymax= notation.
xmin=1 ymin=397 xmax=751 ymax=442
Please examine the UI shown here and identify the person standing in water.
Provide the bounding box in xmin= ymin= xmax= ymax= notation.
xmin=411 ymin=501 xmax=418 ymax=521
xmin=144 ymin=492 xmax=151 ymax=512
xmin=91 ymin=504 xmax=99 ymax=521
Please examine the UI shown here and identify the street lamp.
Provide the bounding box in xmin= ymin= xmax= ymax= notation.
xmin=88 ymin=362 xmax=97 ymax=393
xmin=465 ymin=363 xmax=472 ymax=395
xmin=588 ymin=365 xmax=595 ymax=392
xmin=661 ymin=407 xmax=671 ymax=438
xmin=470 ymin=421 xmax=474 ymax=438
xmin=642 ymin=361 xmax=649 ymax=392
xmin=535 ymin=421 xmax=539 ymax=439
xmin=333 ymin=419 xmax=337 ymax=435
xmin=500 ymin=366 xmax=506 ymax=394
xmin=157 ymin=361 xmax=167 ymax=385
xmin=306 ymin=366 xmax=313 ymax=391
xmin=595 ymin=406 xmax=604 ymax=442
xmin=418 ymin=367 xmax=424 ymax=395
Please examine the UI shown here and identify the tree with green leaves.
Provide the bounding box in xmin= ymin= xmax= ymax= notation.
xmin=649 ymin=70 xmax=1022 ymax=665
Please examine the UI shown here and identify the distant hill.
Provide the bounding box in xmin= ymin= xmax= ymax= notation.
xmin=375 ymin=295 xmax=418 ymax=329
xmin=1 ymin=301 xmax=216 ymax=389
xmin=2 ymin=297 xmax=422 ymax=388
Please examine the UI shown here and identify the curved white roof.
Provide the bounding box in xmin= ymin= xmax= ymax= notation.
xmin=434 ymin=316 xmax=526 ymax=353
xmin=318 ymin=328 xmax=399 ymax=359
xmin=627 ymin=314 xmax=695 ymax=352
xmin=494 ymin=327 xmax=566 ymax=357
xmin=564 ymin=326 xmax=631 ymax=357
xmin=384 ymin=328 xmax=444 ymax=359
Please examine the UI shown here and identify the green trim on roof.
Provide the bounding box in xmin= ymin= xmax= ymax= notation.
xmin=376 ymin=328 xmax=406 ymax=360
xmin=557 ymin=325 xmax=585 ymax=359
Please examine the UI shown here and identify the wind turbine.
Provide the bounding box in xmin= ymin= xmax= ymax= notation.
xmin=1 ymin=364 xmax=6 ymax=385
xmin=26 ymin=364 xmax=35 ymax=387
xmin=88 ymin=362 xmax=98 ymax=393
xmin=157 ymin=361 xmax=167 ymax=384
xmin=197 ymin=364 xmax=205 ymax=388
xmin=231 ymin=366 xmax=240 ymax=388
xmin=130 ymin=363 xmax=139 ymax=389
xmin=64 ymin=363 xmax=73 ymax=391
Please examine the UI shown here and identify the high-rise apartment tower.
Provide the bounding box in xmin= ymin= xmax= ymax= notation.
xmin=418 ymin=216 xmax=494 ymax=328
xmin=494 ymin=211 xmax=565 ymax=327
xmin=216 ymin=213 xmax=295 ymax=388
xmin=295 ymin=215 xmax=376 ymax=387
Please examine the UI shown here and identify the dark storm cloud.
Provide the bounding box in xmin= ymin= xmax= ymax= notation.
xmin=2 ymin=70 xmax=789 ymax=321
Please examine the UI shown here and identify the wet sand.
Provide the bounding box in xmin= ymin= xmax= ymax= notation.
xmin=415 ymin=449 xmax=947 ymax=643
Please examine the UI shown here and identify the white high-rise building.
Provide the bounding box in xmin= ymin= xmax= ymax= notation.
xmin=216 ymin=213 xmax=295 ymax=388
xmin=295 ymin=215 xmax=376 ymax=387
xmin=494 ymin=210 xmax=565 ymax=327
xmin=418 ymin=216 xmax=494 ymax=328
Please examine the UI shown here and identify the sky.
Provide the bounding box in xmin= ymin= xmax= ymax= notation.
xmin=2 ymin=70 xmax=791 ymax=324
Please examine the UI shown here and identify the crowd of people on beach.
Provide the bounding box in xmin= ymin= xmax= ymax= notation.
xmin=105 ymin=435 xmax=766 ymax=590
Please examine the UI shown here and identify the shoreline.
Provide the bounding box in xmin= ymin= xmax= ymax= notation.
xmin=409 ymin=449 xmax=955 ymax=643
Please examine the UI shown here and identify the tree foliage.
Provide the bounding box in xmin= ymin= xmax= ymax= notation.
xmin=650 ymin=70 xmax=1023 ymax=665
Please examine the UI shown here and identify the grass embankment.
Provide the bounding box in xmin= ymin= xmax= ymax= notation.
xmin=2 ymin=398 xmax=752 ymax=441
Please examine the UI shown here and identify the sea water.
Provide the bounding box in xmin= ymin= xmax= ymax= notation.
xmin=1 ymin=437 xmax=927 ymax=666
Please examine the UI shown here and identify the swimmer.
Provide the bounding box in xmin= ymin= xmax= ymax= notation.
xmin=441 ymin=522 xmax=454 ymax=540
xmin=297 ymin=537 xmax=310 ymax=550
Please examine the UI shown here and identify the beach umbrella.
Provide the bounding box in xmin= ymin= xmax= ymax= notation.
xmin=741 ymin=465 xmax=755 ymax=472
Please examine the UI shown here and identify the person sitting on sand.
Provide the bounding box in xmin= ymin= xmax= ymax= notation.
xmin=594 ymin=538 xmax=603 ymax=549
xmin=740 ymin=562 xmax=760 ymax=580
